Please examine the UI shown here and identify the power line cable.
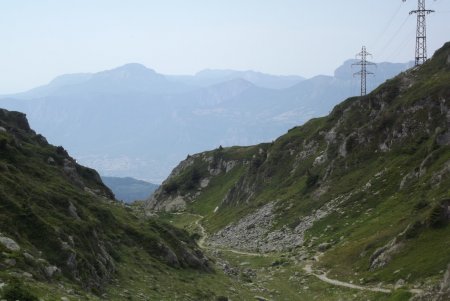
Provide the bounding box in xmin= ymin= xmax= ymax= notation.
xmin=388 ymin=29 xmax=414 ymax=61
xmin=377 ymin=14 xmax=411 ymax=61
xmin=371 ymin=2 xmax=404 ymax=51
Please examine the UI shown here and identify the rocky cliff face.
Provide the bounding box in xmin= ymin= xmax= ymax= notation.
xmin=146 ymin=147 xmax=258 ymax=212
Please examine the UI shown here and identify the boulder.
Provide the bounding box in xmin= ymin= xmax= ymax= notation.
xmin=4 ymin=258 xmax=16 ymax=267
xmin=0 ymin=236 xmax=20 ymax=251
xmin=395 ymin=278 xmax=405 ymax=289
xmin=68 ymin=202 xmax=80 ymax=220
xmin=23 ymin=252 xmax=35 ymax=262
xmin=440 ymin=264 xmax=450 ymax=294
xmin=370 ymin=237 xmax=404 ymax=270
xmin=23 ymin=272 xmax=33 ymax=278
xmin=318 ymin=242 xmax=332 ymax=252
xmin=161 ymin=245 xmax=179 ymax=267
xmin=45 ymin=265 xmax=60 ymax=278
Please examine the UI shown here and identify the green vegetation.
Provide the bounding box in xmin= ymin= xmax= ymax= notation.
xmin=2 ymin=42 xmax=450 ymax=300
xmin=1 ymin=279 xmax=39 ymax=301
xmin=149 ymin=42 xmax=450 ymax=299
xmin=0 ymin=109 xmax=213 ymax=299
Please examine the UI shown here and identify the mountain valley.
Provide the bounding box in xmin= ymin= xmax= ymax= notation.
xmin=0 ymin=40 xmax=449 ymax=301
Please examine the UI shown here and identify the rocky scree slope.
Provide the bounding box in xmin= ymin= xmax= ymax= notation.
xmin=147 ymin=42 xmax=450 ymax=299
xmin=0 ymin=109 xmax=209 ymax=297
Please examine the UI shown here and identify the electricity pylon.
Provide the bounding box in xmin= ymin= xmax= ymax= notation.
xmin=353 ymin=46 xmax=376 ymax=96
xmin=403 ymin=0 xmax=434 ymax=65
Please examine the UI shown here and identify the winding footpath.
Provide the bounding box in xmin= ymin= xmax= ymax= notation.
xmin=303 ymin=264 xmax=391 ymax=293
xmin=189 ymin=213 xmax=422 ymax=296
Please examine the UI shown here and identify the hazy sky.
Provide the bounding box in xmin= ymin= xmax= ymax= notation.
xmin=0 ymin=0 xmax=449 ymax=93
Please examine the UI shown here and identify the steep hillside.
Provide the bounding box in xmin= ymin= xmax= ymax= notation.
xmin=0 ymin=109 xmax=217 ymax=300
xmin=147 ymin=42 xmax=450 ymax=300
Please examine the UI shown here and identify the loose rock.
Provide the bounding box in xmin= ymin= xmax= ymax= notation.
xmin=0 ymin=236 xmax=20 ymax=251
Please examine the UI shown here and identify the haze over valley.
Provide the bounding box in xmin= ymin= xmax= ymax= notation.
xmin=0 ymin=60 xmax=412 ymax=183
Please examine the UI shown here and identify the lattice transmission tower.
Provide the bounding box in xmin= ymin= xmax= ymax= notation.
xmin=353 ymin=46 xmax=376 ymax=96
xmin=403 ymin=0 xmax=434 ymax=65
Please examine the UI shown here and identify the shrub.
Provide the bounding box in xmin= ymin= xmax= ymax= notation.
xmin=1 ymin=281 xmax=39 ymax=301
xmin=0 ymin=137 xmax=7 ymax=149
xmin=427 ymin=200 xmax=450 ymax=228
xmin=181 ymin=166 xmax=202 ymax=191
xmin=404 ymin=221 xmax=423 ymax=239
xmin=414 ymin=199 xmax=429 ymax=211
xmin=163 ymin=180 xmax=179 ymax=194
xmin=304 ymin=170 xmax=319 ymax=192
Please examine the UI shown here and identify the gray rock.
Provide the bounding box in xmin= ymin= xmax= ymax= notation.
xmin=225 ymin=160 xmax=237 ymax=173
xmin=200 ymin=178 xmax=210 ymax=188
xmin=45 ymin=265 xmax=60 ymax=278
xmin=68 ymin=202 xmax=80 ymax=220
xmin=23 ymin=252 xmax=35 ymax=261
xmin=317 ymin=242 xmax=332 ymax=252
xmin=370 ymin=230 xmax=408 ymax=270
xmin=22 ymin=272 xmax=33 ymax=278
xmin=0 ymin=126 xmax=6 ymax=132
xmin=437 ymin=132 xmax=450 ymax=146
xmin=66 ymin=252 xmax=77 ymax=270
xmin=4 ymin=259 xmax=16 ymax=266
xmin=0 ymin=236 xmax=20 ymax=251
xmin=162 ymin=245 xmax=179 ymax=267
xmin=431 ymin=160 xmax=450 ymax=186
xmin=441 ymin=264 xmax=450 ymax=293
xmin=395 ymin=279 xmax=405 ymax=289
xmin=61 ymin=241 xmax=71 ymax=250
xmin=210 ymin=194 xmax=347 ymax=253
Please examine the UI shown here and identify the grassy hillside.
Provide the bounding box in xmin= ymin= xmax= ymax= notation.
xmin=147 ymin=42 xmax=450 ymax=299
xmin=0 ymin=109 xmax=227 ymax=300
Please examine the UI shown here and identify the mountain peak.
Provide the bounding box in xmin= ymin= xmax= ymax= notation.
xmin=113 ymin=63 xmax=156 ymax=73
xmin=98 ymin=63 xmax=159 ymax=79
xmin=333 ymin=59 xmax=412 ymax=81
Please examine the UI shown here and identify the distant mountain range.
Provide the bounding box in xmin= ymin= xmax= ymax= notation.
xmin=0 ymin=61 xmax=412 ymax=182
xmin=101 ymin=176 xmax=158 ymax=203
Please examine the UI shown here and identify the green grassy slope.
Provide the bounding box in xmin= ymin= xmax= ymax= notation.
xmin=0 ymin=109 xmax=215 ymax=299
xmin=148 ymin=42 xmax=450 ymax=296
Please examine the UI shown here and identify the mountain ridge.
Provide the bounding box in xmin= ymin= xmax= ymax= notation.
xmin=0 ymin=60 xmax=412 ymax=182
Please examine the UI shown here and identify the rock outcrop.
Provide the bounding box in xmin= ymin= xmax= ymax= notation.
xmin=146 ymin=150 xmax=248 ymax=213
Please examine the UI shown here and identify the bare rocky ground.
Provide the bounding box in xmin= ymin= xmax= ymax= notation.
xmin=208 ymin=194 xmax=349 ymax=253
